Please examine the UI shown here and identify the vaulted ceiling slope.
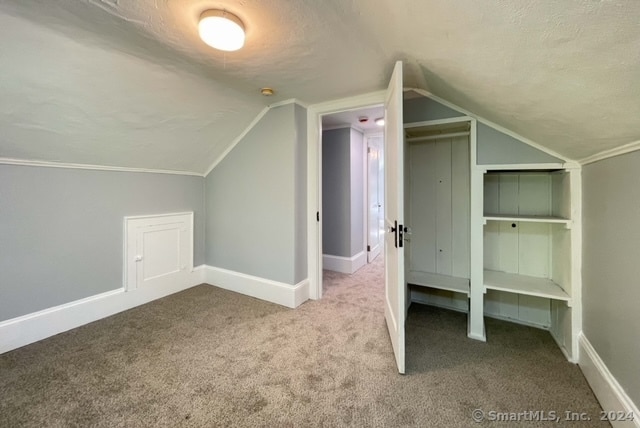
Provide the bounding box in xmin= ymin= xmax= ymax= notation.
xmin=0 ymin=0 xmax=638 ymax=173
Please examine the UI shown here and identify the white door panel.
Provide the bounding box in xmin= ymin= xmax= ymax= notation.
xmin=125 ymin=213 xmax=193 ymax=291
xmin=383 ymin=61 xmax=406 ymax=374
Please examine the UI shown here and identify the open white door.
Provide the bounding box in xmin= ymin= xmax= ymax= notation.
xmin=383 ymin=61 xmax=406 ymax=374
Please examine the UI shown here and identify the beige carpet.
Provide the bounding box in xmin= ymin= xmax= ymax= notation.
xmin=0 ymin=256 xmax=607 ymax=427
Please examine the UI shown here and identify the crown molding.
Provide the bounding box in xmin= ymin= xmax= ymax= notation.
xmin=0 ymin=158 xmax=203 ymax=177
xmin=580 ymin=139 xmax=640 ymax=165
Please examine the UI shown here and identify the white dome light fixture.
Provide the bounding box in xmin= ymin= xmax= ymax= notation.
xmin=199 ymin=10 xmax=245 ymax=52
xmin=375 ymin=117 xmax=385 ymax=126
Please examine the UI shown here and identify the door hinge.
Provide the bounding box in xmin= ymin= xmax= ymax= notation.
xmin=367 ymin=147 xmax=371 ymax=153
xmin=367 ymin=245 xmax=371 ymax=252
xmin=316 ymin=211 xmax=320 ymax=222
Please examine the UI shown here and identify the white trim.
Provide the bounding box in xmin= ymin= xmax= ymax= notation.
xmin=0 ymin=266 xmax=205 ymax=355
xmin=0 ymin=157 xmax=203 ymax=177
xmin=404 ymin=117 xmax=474 ymax=128
xmin=579 ymin=333 xmax=640 ymax=427
xmin=477 ymin=163 xmax=567 ymax=171
xmin=268 ymin=98 xmax=308 ymax=109
xmin=407 ymin=88 xmax=572 ymax=163
xmin=322 ymin=251 xmax=367 ymax=274
xmin=307 ymin=91 xmax=386 ymax=301
xmin=204 ymin=107 xmax=270 ymax=176
xmin=202 ymin=265 xmax=309 ymax=309
xmin=204 ymin=98 xmax=308 ymax=177
xmin=580 ymin=139 xmax=640 ymax=165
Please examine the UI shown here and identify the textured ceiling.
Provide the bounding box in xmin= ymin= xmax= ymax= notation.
xmin=0 ymin=0 xmax=638 ymax=173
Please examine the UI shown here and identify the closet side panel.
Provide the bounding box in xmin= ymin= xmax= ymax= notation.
xmin=435 ymin=140 xmax=453 ymax=275
xmin=451 ymin=136 xmax=470 ymax=278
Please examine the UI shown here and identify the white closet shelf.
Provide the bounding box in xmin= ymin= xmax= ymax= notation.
xmin=483 ymin=214 xmax=571 ymax=225
xmin=407 ymin=271 xmax=469 ymax=295
xmin=483 ymin=270 xmax=571 ymax=303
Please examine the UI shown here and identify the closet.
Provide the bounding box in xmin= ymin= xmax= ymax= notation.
xmin=402 ymin=93 xmax=581 ymax=362
xmin=405 ymin=120 xmax=472 ymax=312
xmin=481 ymin=166 xmax=581 ymax=359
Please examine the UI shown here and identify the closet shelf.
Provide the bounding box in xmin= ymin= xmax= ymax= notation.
xmin=484 ymin=270 xmax=571 ymax=303
xmin=407 ymin=271 xmax=469 ymax=295
xmin=483 ymin=214 xmax=571 ymax=225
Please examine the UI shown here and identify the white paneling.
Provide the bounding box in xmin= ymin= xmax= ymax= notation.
xmin=407 ymin=135 xmax=470 ymax=280
xmin=483 ymin=174 xmax=500 ymax=214
xmin=452 ymin=136 xmax=470 ymax=278
xmin=518 ymin=174 xmax=551 ymax=215
xmin=483 ymin=221 xmax=501 ymax=271
xmin=408 ymin=142 xmax=437 ymax=272
xmin=551 ymin=171 xmax=571 ymax=219
xmin=436 ymin=140 xmax=453 ymax=275
xmin=517 ymin=294 xmax=551 ymax=327
xmin=551 ymin=225 xmax=572 ymax=293
xmin=498 ymin=174 xmax=519 ymax=214
xmin=485 ymin=289 xmax=520 ymax=321
xmin=410 ymin=287 xmax=469 ymax=313
xmin=518 ymin=222 xmax=550 ymax=277
xmin=498 ymin=222 xmax=519 ymax=273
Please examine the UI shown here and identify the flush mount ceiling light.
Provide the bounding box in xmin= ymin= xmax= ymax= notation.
xmin=199 ymin=10 xmax=245 ymax=52
xmin=375 ymin=117 xmax=385 ymax=126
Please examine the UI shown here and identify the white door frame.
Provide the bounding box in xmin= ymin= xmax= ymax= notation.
xmin=306 ymin=91 xmax=386 ymax=300
xmin=365 ymin=132 xmax=384 ymax=263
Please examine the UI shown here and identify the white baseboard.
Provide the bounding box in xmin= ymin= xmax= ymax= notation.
xmin=579 ymin=332 xmax=639 ymax=427
xmin=323 ymin=251 xmax=367 ymax=274
xmin=0 ymin=266 xmax=205 ymax=355
xmin=202 ymin=265 xmax=309 ymax=309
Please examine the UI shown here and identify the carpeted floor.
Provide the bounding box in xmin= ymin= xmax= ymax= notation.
xmin=0 ymin=256 xmax=607 ymax=427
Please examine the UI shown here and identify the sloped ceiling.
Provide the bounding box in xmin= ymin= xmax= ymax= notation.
xmin=0 ymin=0 xmax=638 ymax=173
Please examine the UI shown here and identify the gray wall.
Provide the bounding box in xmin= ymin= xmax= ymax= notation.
xmin=322 ymin=128 xmax=351 ymax=257
xmin=205 ymin=103 xmax=307 ymax=285
xmin=404 ymin=97 xmax=464 ymax=123
xmin=0 ymin=165 xmax=205 ymax=322
xmin=405 ymin=96 xmax=563 ymax=165
xmin=294 ymin=104 xmax=308 ymax=283
xmin=322 ymin=128 xmax=365 ymax=258
xmin=476 ymin=123 xmax=562 ymax=165
xmin=583 ymin=151 xmax=640 ymax=406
